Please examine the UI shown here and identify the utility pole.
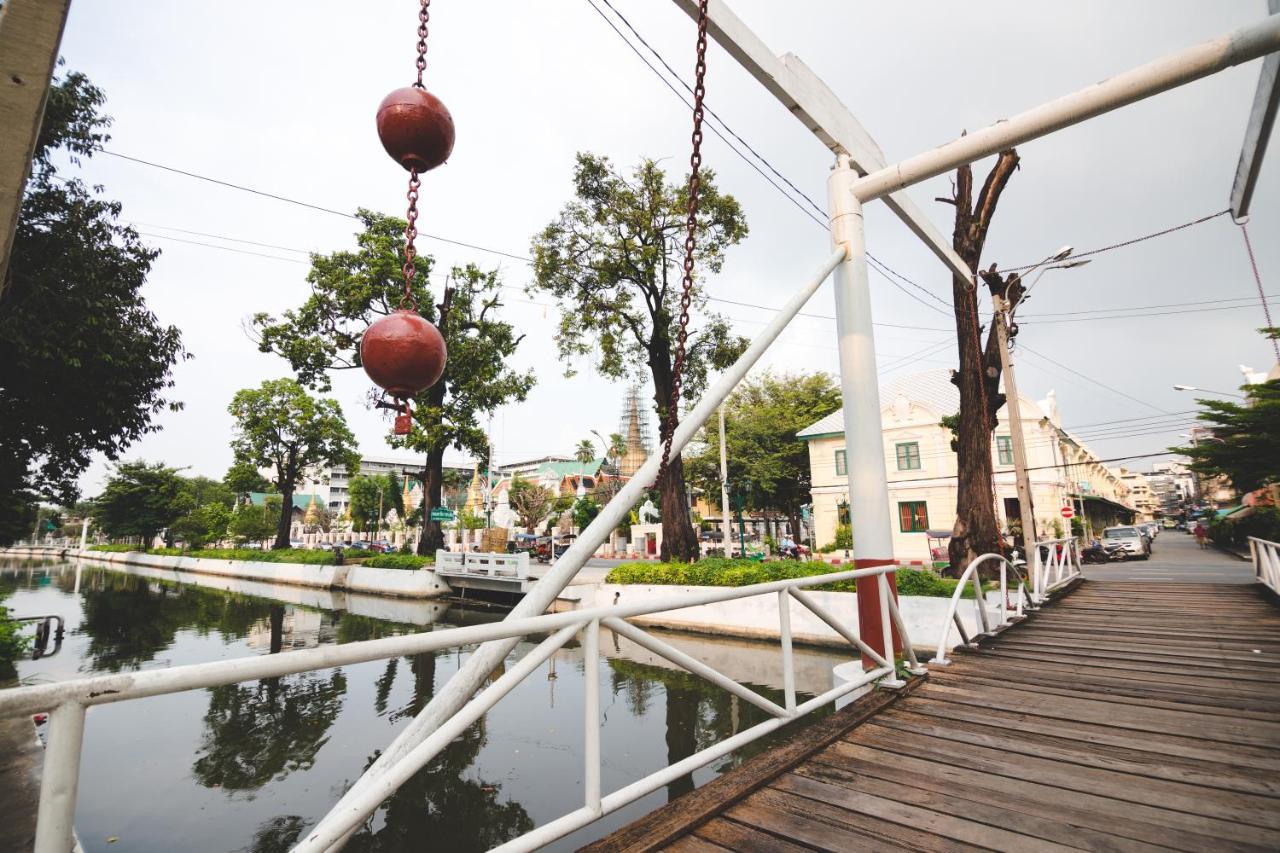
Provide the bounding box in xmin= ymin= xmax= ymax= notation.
xmin=718 ymin=404 xmax=731 ymax=556
xmin=992 ymin=293 xmax=1036 ymax=551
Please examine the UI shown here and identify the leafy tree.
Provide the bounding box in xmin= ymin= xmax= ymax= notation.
xmin=229 ymin=498 xmax=278 ymax=545
xmin=507 ymin=476 xmax=554 ymax=533
xmin=530 ymin=153 xmax=749 ymax=561
xmin=92 ymin=461 xmax=188 ymax=546
xmin=572 ymin=496 xmax=601 ymax=530
xmin=348 ymin=473 xmax=403 ymax=534
xmin=1174 ymin=379 xmax=1280 ymax=495
xmin=171 ymin=503 xmax=231 ymax=549
xmin=224 ymin=461 xmax=271 ymax=497
xmin=252 ymin=212 xmax=535 ymax=556
xmin=228 ymin=379 xmax=358 ymax=549
xmin=574 ymin=439 xmax=596 ymax=464
xmin=687 ymin=371 xmax=840 ymax=541
xmin=0 ymin=70 xmax=186 ymax=545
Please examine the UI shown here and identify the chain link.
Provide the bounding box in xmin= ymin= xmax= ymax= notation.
xmin=401 ymin=170 xmax=422 ymax=311
xmin=414 ymin=0 xmax=430 ymax=88
xmin=655 ymin=0 xmax=709 ymax=489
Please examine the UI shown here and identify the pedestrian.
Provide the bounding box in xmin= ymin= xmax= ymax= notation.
xmin=1193 ymin=521 xmax=1208 ymax=549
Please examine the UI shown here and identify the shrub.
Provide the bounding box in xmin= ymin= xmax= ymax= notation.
xmin=88 ymin=543 xmax=139 ymax=552
xmin=0 ymin=605 xmax=31 ymax=678
xmin=817 ymin=524 xmax=852 ymax=553
xmin=605 ymin=560 xmax=976 ymax=598
xmin=1209 ymin=506 xmax=1280 ymax=548
xmin=88 ymin=545 xmax=339 ymax=564
xmin=362 ymin=554 xmax=432 ymax=570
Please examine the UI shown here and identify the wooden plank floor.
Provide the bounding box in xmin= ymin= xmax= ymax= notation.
xmin=587 ymin=581 xmax=1280 ymax=852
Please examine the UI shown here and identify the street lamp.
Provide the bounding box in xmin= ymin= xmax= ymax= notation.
xmin=1173 ymin=385 xmax=1245 ymax=399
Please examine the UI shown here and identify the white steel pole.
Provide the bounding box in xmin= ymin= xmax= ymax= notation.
xmin=33 ymin=702 xmax=85 ymax=853
xmin=851 ymin=15 xmax=1280 ymax=203
xmin=993 ymin=296 xmax=1037 ymax=552
xmin=718 ymin=405 xmax=731 ymax=555
xmin=78 ymin=516 xmax=90 ymax=551
xmin=829 ymin=154 xmax=898 ymax=665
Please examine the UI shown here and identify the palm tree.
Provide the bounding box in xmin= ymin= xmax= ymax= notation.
xmin=608 ymin=432 xmax=626 ymax=468
xmin=574 ymin=439 xmax=596 ymax=464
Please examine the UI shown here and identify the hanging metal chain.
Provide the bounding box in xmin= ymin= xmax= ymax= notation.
xmin=400 ymin=0 xmax=430 ymax=312
xmin=414 ymin=0 xmax=430 ymax=88
xmin=655 ymin=0 xmax=709 ymax=488
xmin=1240 ymin=222 xmax=1280 ymax=362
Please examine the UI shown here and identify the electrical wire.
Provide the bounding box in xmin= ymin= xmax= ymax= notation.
xmin=1004 ymin=209 xmax=1231 ymax=272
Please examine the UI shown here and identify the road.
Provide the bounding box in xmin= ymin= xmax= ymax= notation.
xmin=1081 ymin=527 xmax=1255 ymax=584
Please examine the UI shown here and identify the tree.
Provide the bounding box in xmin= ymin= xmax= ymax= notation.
xmin=572 ymin=496 xmax=601 ymax=530
xmin=228 ymin=379 xmax=358 ymax=549
xmin=1175 ymin=380 xmax=1280 ymax=494
xmin=686 ymin=371 xmax=840 ymax=541
xmin=172 ymin=503 xmax=231 ymax=549
xmin=936 ymin=149 xmax=1021 ymax=571
xmin=229 ymin=498 xmax=278 ymax=546
xmin=348 ymin=473 xmax=403 ymax=534
xmin=92 ymin=461 xmax=188 ymax=546
xmin=574 ymin=439 xmax=597 ymax=464
xmin=530 ymin=153 xmax=749 ymax=561
xmin=507 ymin=476 xmax=554 ymax=533
xmin=0 ymin=70 xmax=186 ymax=545
xmin=224 ymin=461 xmax=271 ymax=498
xmin=252 ymin=212 xmax=534 ymax=556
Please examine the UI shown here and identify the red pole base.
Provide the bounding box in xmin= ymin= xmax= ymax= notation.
xmin=854 ymin=557 xmax=901 ymax=668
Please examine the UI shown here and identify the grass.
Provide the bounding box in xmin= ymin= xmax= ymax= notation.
xmin=88 ymin=545 xmax=378 ymax=565
xmin=360 ymin=554 xmax=433 ymax=570
xmin=605 ymin=558 xmax=983 ymax=598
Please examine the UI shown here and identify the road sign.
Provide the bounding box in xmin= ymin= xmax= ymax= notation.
xmin=429 ymin=507 xmax=456 ymax=522
xmin=1060 ymin=506 xmax=1075 ymax=519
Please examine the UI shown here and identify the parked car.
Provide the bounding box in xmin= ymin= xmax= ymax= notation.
xmin=349 ymin=540 xmax=372 ymax=551
xmin=289 ymin=539 xmax=305 ymax=549
xmin=1101 ymin=525 xmax=1149 ymax=559
xmin=1141 ymin=522 xmax=1159 ymax=541
xmin=370 ymin=540 xmax=393 ymax=553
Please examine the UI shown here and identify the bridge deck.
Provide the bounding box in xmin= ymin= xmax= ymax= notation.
xmin=587 ymin=580 xmax=1280 ymax=852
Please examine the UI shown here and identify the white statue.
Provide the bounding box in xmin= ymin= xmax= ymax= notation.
xmin=638 ymin=499 xmax=659 ymax=524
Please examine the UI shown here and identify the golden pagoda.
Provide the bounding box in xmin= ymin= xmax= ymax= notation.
xmin=463 ymin=464 xmax=487 ymax=515
xmin=303 ymin=493 xmax=322 ymax=528
xmin=618 ymin=386 xmax=650 ymax=478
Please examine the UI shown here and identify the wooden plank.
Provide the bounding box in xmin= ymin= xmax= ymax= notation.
xmin=725 ymin=790 xmax=916 ymax=853
xmin=873 ymin=707 xmax=1280 ymax=796
xmin=898 ymin=693 xmax=1280 ymax=773
xmin=662 ymin=835 xmax=730 ymax=853
xmin=771 ymin=771 xmax=1079 ymax=852
xmin=817 ymin=741 xmax=1279 ymax=851
xmin=795 ymin=756 xmax=1172 ymax=853
xmin=847 ymin=723 xmax=1280 ymax=831
xmin=688 ymin=819 xmax=814 ymax=853
xmin=582 ymin=677 xmax=924 ymax=853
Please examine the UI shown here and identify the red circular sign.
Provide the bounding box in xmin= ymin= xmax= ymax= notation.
xmin=1061 ymin=506 xmax=1075 ymax=519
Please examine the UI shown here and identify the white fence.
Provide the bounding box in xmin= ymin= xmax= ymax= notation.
xmin=931 ymin=553 xmax=1035 ymax=665
xmin=1250 ymin=537 xmax=1280 ymax=595
xmin=1032 ymin=536 xmax=1082 ymax=601
xmin=434 ymin=550 xmax=529 ymax=580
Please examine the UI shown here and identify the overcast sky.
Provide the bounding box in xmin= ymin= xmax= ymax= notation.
xmin=55 ymin=0 xmax=1279 ymax=493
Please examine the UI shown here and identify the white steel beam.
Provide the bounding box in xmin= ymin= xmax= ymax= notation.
xmin=671 ymin=0 xmax=971 ymax=282
xmin=852 ymin=13 xmax=1280 ymax=204
xmin=1230 ymin=1 xmax=1280 ymax=222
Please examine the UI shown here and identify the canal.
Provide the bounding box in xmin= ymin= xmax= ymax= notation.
xmin=1 ymin=560 xmax=849 ymax=852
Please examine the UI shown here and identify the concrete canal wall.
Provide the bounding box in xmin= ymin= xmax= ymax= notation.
xmin=2 ymin=547 xmax=450 ymax=599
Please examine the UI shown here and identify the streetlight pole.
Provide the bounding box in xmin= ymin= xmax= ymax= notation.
xmin=1173 ymin=384 xmax=1246 ymax=399
xmin=718 ymin=405 xmax=731 ymax=556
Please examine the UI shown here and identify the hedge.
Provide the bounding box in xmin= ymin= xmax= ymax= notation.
xmin=605 ymin=559 xmax=981 ymax=598
xmin=361 ymin=554 xmax=433 ymax=570
xmin=1209 ymin=506 xmax=1280 ymax=548
xmin=87 ymin=545 xmax=377 ymax=565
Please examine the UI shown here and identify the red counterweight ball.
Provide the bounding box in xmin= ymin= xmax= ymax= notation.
xmin=376 ymin=87 xmax=455 ymax=172
xmin=360 ymin=310 xmax=447 ymax=398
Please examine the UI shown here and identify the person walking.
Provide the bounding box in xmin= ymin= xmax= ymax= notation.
xmin=1193 ymin=520 xmax=1208 ymax=549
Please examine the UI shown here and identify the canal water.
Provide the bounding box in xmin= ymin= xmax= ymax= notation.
xmin=1 ymin=560 xmax=849 ymax=852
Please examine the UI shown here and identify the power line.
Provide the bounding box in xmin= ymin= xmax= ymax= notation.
xmin=1020 ymin=292 xmax=1280 ymax=319
xmin=1016 ymin=344 xmax=1169 ymax=415
xmin=1004 ymin=209 xmax=1231 ymax=272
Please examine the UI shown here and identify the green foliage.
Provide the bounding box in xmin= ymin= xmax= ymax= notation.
xmin=605 ymin=560 xmax=976 ymax=598
xmin=508 ymin=475 xmax=554 ymax=532
xmin=0 ymin=70 xmax=186 ymax=547
xmin=229 ymin=500 xmax=276 ymax=545
xmin=93 ymin=544 xmax=341 ymax=564
xmin=574 ymin=439 xmax=596 ymax=464
xmin=457 ymin=509 xmax=486 ymax=530
xmin=362 ymin=554 xmax=433 ymax=570
xmin=686 ymin=371 xmax=841 ymax=523
xmin=0 ymin=604 xmax=31 ymax=678
xmin=228 ymin=378 xmax=358 ymax=548
xmin=347 ymin=472 xmax=403 ymax=532
xmin=572 ymin=496 xmax=601 ymax=530
xmin=223 ymin=461 xmax=271 ymax=496
xmin=92 ymin=461 xmax=189 ymax=546
xmin=818 ymin=524 xmax=853 ymax=553
xmin=1208 ymin=506 xmax=1280 ymax=548
xmin=88 ymin=543 xmax=137 ymax=552
xmin=1173 ymin=379 xmax=1280 ymax=494
xmin=171 ymin=502 xmax=231 ymax=549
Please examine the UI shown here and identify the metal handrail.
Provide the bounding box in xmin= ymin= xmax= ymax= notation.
xmin=1031 ymin=536 xmax=1082 ymax=601
xmin=929 ymin=552 xmax=1034 ymax=666
xmin=2 ymin=561 xmax=911 ymax=853
xmin=1249 ymin=536 xmax=1280 ymax=594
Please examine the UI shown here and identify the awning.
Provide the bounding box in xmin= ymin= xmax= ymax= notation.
xmin=1081 ymin=495 xmax=1137 ymax=516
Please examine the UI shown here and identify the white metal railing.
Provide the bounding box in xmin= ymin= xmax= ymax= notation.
xmin=930 ymin=553 xmax=1036 ymax=665
xmin=434 ymin=550 xmax=529 ymax=580
xmin=1031 ymin=536 xmax=1081 ymax=601
xmin=1249 ymin=537 xmax=1280 ymax=595
xmin=0 ymin=561 xmax=922 ymax=853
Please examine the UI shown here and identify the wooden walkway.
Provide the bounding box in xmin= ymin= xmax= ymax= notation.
xmin=587 ymin=580 xmax=1280 ymax=852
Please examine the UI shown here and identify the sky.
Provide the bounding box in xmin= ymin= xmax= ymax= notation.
xmin=52 ymin=0 xmax=1280 ymax=494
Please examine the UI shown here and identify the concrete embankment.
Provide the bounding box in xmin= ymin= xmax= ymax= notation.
xmin=0 ymin=712 xmax=42 ymax=851
xmin=2 ymin=547 xmax=449 ymax=599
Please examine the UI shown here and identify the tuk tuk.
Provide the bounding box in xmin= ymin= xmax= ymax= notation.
xmin=925 ymin=529 xmax=952 ymax=572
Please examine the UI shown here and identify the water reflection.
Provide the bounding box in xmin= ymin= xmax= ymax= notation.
xmin=1 ymin=561 xmax=846 ymax=852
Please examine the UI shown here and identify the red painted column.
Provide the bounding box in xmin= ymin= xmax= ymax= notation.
xmin=855 ymin=558 xmax=901 ymax=667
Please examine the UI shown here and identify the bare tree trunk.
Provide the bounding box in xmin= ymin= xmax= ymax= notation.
xmin=944 ymin=149 xmax=1021 ymax=573
xmin=415 ymin=445 xmax=447 ymax=557
xmin=650 ymin=341 xmax=699 ymax=563
xmin=274 ymin=456 xmax=297 ymax=550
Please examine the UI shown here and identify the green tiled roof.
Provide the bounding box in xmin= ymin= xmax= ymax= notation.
xmin=536 ymin=459 xmax=604 ymax=478
xmin=247 ymin=492 xmax=317 ymax=510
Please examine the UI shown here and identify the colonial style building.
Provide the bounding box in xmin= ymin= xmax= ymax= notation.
xmin=798 ymin=370 xmax=1134 ymax=562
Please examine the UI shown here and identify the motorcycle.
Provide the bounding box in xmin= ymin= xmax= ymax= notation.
xmin=1081 ymin=541 xmax=1127 ymax=563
